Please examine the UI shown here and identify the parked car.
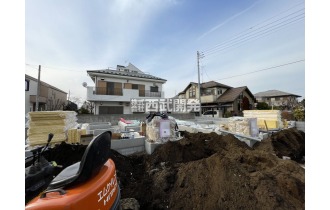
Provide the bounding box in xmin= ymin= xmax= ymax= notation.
xmin=202 ymin=110 xmax=221 ymax=118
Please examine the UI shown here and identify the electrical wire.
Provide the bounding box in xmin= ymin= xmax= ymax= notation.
xmin=203 ymin=9 xmax=304 ymax=54
xmin=213 ymin=59 xmax=304 ymax=81
xmin=203 ymin=14 xmax=304 ymax=58
xmin=200 ymin=3 xmax=304 ymax=59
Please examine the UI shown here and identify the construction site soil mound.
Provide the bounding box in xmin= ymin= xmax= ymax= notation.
xmin=253 ymin=128 xmax=305 ymax=163
xmin=32 ymin=128 xmax=305 ymax=210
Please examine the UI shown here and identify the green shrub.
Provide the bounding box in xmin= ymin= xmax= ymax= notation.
xmin=256 ymin=102 xmax=270 ymax=110
xmin=293 ymin=106 xmax=305 ymax=121
xmin=224 ymin=111 xmax=232 ymax=118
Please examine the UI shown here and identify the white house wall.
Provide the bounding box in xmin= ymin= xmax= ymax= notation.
xmin=95 ymin=76 xmax=163 ymax=92
xmin=94 ymin=101 xmax=131 ymax=114
xmin=87 ymin=87 xmax=165 ymax=102
xmin=25 ymin=79 xmax=38 ymax=115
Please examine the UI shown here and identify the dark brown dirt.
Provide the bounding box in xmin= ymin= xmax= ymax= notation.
xmin=30 ymin=128 xmax=305 ymax=210
xmin=253 ymin=128 xmax=305 ymax=163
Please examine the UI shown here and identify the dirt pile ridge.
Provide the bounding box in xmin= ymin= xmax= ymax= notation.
xmin=31 ymin=128 xmax=305 ymax=210
xmin=253 ymin=128 xmax=305 ymax=163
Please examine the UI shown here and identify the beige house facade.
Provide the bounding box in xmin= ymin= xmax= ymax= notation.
xmin=176 ymin=81 xmax=256 ymax=117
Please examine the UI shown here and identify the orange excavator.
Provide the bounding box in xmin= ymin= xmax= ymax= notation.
xmin=25 ymin=131 xmax=121 ymax=210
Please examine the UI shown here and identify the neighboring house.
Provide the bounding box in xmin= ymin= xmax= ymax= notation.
xmin=254 ymin=90 xmax=301 ymax=109
xmin=177 ymin=81 xmax=256 ymax=116
xmin=86 ymin=63 xmax=167 ymax=114
xmin=25 ymin=74 xmax=68 ymax=115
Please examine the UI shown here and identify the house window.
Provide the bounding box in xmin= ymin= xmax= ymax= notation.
xmin=25 ymin=79 xmax=30 ymax=91
xmin=239 ymin=93 xmax=243 ymax=99
xmin=205 ymin=89 xmax=212 ymax=95
xmin=132 ymin=84 xmax=139 ymax=89
xmin=150 ymin=86 xmax=158 ymax=92
xmin=218 ymin=89 xmax=222 ymax=95
xmin=189 ymin=87 xmax=196 ymax=98
xmin=106 ymin=82 xmax=123 ymax=95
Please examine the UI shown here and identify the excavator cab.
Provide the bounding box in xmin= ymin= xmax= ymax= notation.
xmin=25 ymin=131 xmax=121 ymax=210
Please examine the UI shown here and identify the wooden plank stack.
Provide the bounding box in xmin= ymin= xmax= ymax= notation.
xmin=26 ymin=111 xmax=78 ymax=146
xmin=243 ymin=110 xmax=283 ymax=129
xmin=67 ymin=128 xmax=87 ymax=144
xmin=227 ymin=117 xmax=259 ymax=137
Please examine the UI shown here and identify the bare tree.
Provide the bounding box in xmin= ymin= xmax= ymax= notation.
xmin=82 ymin=101 xmax=95 ymax=114
xmin=70 ymin=96 xmax=83 ymax=108
xmin=285 ymin=96 xmax=299 ymax=110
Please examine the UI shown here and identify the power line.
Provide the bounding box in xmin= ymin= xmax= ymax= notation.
xmin=203 ymin=11 xmax=304 ymax=54
xmin=203 ymin=13 xmax=304 ymax=57
xmin=26 ymin=63 xmax=85 ymax=72
xmin=213 ymin=59 xmax=304 ymax=81
xmin=200 ymin=3 xmax=304 ymax=59
xmin=202 ymin=2 xmax=304 ymax=53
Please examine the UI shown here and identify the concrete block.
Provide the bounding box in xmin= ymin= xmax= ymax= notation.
xmin=125 ymin=126 xmax=141 ymax=132
xmin=93 ymin=128 xmax=116 ymax=136
xmin=88 ymin=124 xmax=112 ymax=130
xmin=145 ymin=139 xmax=163 ymax=155
xmin=239 ymin=138 xmax=258 ymax=147
xmin=89 ymin=122 xmax=112 ymax=126
xmin=115 ymin=145 xmax=145 ymax=156
xmin=111 ymin=137 xmax=145 ymax=150
xmin=295 ymin=121 xmax=305 ymax=132
xmin=259 ymin=132 xmax=269 ymax=140
xmin=80 ymin=134 xmax=94 ymax=145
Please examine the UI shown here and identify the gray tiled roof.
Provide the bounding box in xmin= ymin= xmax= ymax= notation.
xmin=254 ymin=90 xmax=301 ymax=98
xmin=87 ymin=69 xmax=167 ymax=81
xmin=201 ymin=81 xmax=232 ymax=89
xmin=182 ymin=81 xmax=232 ymax=93
xmin=217 ymin=86 xmax=248 ymax=103
xmin=25 ymin=74 xmax=67 ymax=94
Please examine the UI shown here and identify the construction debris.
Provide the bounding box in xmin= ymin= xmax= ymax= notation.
xmin=243 ymin=110 xmax=283 ymax=129
xmin=40 ymin=128 xmax=305 ymax=210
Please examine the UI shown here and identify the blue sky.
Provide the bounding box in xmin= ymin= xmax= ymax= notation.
xmin=25 ymin=0 xmax=305 ymax=102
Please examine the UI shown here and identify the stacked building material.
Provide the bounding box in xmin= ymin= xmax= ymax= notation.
xmin=227 ymin=117 xmax=259 ymax=137
xmin=26 ymin=111 xmax=78 ymax=146
xmin=146 ymin=116 xmax=178 ymax=143
xmin=243 ymin=110 xmax=283 ymax=129
xmin=67 ymin=128 xmax=87 ymax=144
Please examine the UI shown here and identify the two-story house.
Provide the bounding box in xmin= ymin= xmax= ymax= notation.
xmin=254 ymin=90 xmax=301 ymax=109
xmin=86 ymin=63 xmax=167 ymax=114
xmin=177 ymin=81 xmax=256 ymax=116
xmin=25 ymin=74 xmax=67 ymax=115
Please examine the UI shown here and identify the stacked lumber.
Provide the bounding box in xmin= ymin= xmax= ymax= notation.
xmin=243 ymin=110 xmax=283 ymax=129
xmin=227 ymin=117 xmax=259 ymax=137
xmin=26 ymin=111 xmax=78 ymax=146
xmin=67 ymin=128 xmax=87 ymax=144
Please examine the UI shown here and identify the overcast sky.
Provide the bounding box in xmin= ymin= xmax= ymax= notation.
xmin=25 ymin=0 xmax=305 ymax=103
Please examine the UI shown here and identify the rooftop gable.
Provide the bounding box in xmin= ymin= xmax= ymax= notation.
xmin=25 ymin=74 xmax=67 ymax=94
xmin=87 ymin=63 xmax=167 ymax=82
xmin=201 ymin=81 xmax=232 ymax=89
xmin=217 ymin=86 xmax=255 ymax=103
xmin=254 ymin=90 xmax=301 ymax=98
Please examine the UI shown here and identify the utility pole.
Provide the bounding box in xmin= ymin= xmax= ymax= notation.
xmin=197 ymin=51 xmax=204 ymax=116
xmin=36 ymin=65 xmax=41 ymax=111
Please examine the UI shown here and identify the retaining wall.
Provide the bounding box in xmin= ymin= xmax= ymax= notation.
xmin=76 ymin=113 xmax=195 ymax=124
xmin=111 ymin=137 xmax=145 ymax=156
xmin=295 ymin=121 xmax=305 ymax=132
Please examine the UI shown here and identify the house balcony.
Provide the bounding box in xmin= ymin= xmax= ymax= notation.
xmin=30 ymin=95 xmax=47 ymax=103
xmin=86 ymin=87 xmax=164 ymax=102
xmin=201 ymin=94 xmax=218 ymax=103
